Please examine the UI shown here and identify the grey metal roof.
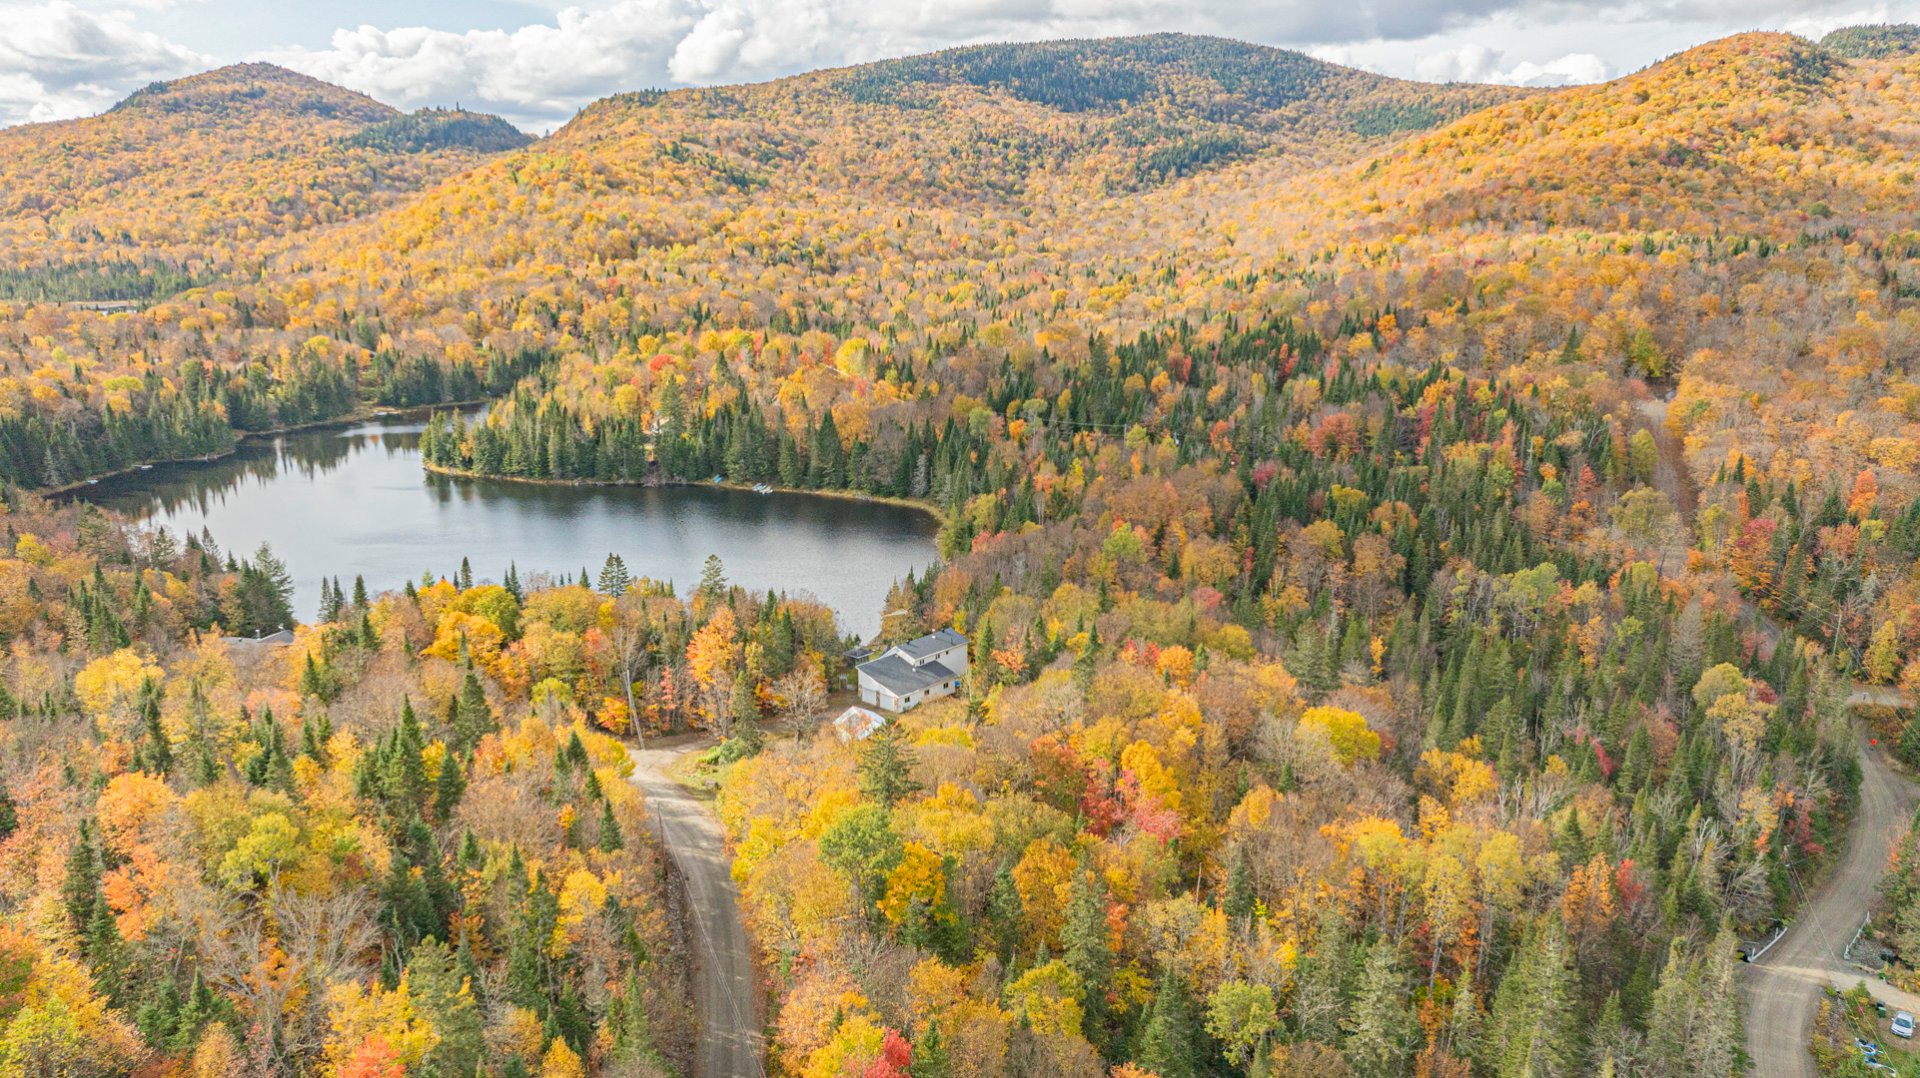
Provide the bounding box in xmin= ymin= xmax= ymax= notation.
xmin=222 ymin=629 xmax=295 ymax=646
xmin=893 ymin=627 xmax=965 ymax=663
xmin=857 ymin=653 xmax=959 ymax=696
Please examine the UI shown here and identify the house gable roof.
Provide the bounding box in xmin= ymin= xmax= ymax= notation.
xmin=858 ymin=652 xmax=959 ymax=696
xmin=892 ymin=627 xmax=965 ymax=663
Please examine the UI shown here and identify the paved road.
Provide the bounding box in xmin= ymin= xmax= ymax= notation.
xmin=628 ymin=741 xmax=765 ymax=1078
xmin=1745 ymin=710 xmax=1918 ymax=1078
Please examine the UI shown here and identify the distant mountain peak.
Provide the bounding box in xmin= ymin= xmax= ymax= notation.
xmin=112 ymin=62 xmax=396 ymax=125
xmin=345 ymin=107 xmax=532 ymax=154
xmin=1822 ymin=23 xmax=1920 ymax=59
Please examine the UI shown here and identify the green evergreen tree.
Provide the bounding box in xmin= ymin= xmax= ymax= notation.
xmin=915 ymin=1019 xmax=953 ymax=1078
xmin=598 ymin=553 xmax=632 ymax=597
xmin=434 ymin=750 xmax=466 ymax=821
xmin=1062 ymin=853 xmax=1113 ymax=1036
xmin=598 ymin=799 xmax=625 ymax=853
xmin=1344 ymin=941 xmax=1413 ymax=1075
xmin=1488 ymin=921 xmax=1577 ymax=1078
xmin=1135 ymin=970 xmax=1201 ymax=1078
xmin=858 ymin=722 xmax=922 ymax=808
xmin=409 ymin=938 xmax=485 ymax=1078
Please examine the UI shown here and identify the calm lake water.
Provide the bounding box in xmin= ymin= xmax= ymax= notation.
xmin=79 ymin=411 xmax=939 ymax=639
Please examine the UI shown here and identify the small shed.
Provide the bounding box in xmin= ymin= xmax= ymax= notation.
xmin=832 ymin=705 xmax=888 ymax=742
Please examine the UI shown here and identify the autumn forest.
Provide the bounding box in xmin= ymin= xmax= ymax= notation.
xmin=0 ymin=22 xmax=1917 ymax=1078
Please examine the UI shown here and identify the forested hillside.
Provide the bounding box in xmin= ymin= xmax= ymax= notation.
xmin=0 ymin=37 xmax=1516 ymax=491
xmin=0 ymin=65 xmax=535 ymax=487
xmin=0 ymin=64 xmax=520 ymax=276
xmin=1213 ymin=32 xmax=1920 ymax=682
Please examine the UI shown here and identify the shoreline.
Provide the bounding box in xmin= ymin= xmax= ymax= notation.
xmin=421 ymin=462 xmax=947 ymax=528
xmin=46 ymin=398 xmax=490 ymax=498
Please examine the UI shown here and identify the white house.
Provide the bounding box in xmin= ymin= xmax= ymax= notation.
xmin=856 ymin=627 xmax=967 ymax=712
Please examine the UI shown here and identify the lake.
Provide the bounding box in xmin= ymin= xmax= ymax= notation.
xmin=78 ymin=411 xmax=940 ymax=640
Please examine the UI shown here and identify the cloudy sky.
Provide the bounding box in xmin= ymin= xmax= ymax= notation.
xmin=0 ymin=0 xmax=1914 ymax=132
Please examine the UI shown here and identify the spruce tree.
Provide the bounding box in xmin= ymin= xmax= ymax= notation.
xmin=858 ymin=722 xmax=922 ymax=808
xmin=598 ymin=800 xmax=626 ymax=853
xmin=1224 ymin=847 xmax=1255 ymax=926
xmin=62 ymin=822 xmax=101 ymax=934
xmin=1345 ymin=941 xmax=1413 ymax=1075
xmin=1062 ymin=854 xmax=1113 ymax=1035
xmin=598 ymin=553 xmax=632 ymax=597
xmin=1135 ymin=970 xmax=1200 ymax=1078
xmin=915 ymin=1019 xmax=953 ymax=1078
xmin=434 ymin=750 xmax=467 ymax=821
xmin=1488 ymin=921 xmax=1577 ymax=1078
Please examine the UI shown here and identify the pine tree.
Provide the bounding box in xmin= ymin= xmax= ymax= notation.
xmin=699 ymin=554 xmax=728 ymax=604
xmin=858 ymin=722 xmax=922 ymax=808
xmin=1293 ymin=907 xmax=1349 ymax=1044
xmin=434 ymin=750 xmax=467 ymax=821
xmin=1697 ymin=921 xmax=1743 ymax=1072
xmin=1135 ymin=970 xmax=1201 ymax=1078
xmin=1345 ymin=941 xmax=1413 ymax=1075
xmin=609 ymin=971 xmax=662 ymax=1064
xmin=1062 ymin=853 xmax=1113 ymax=1034
xmin=1646 ymin=939 xmax=1696 ymax=1075
xmin=1449 ymin=966 xmax=1482 ymax=1063
xmin=598 ymin=553 xmax=632 ymax=597
xmin=1224 ymin=847 xmax=1255 ymax=926
xmin=409 ymin=938 xmax=485 ymax=1077
xmin=1488 ymin=921 xmax=1577 ymax=1078
xmin=598 ymin=800 xmax=625 ymax=853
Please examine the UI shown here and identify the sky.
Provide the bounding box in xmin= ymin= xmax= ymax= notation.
xmin=0 ymin=0 xmax=1914 ymax=133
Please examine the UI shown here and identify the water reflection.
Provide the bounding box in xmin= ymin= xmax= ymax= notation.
xmin=80 ymin=411 xmax=938 ymax=638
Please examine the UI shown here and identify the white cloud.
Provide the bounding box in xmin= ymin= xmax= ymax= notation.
xmin=1414 ymin=42 xmax=1610 ymax=85
xmin=1 ymin=0 xmax=1917 ymax=131
xmin=257 ymin=1 xmax=705 ymax=130
xmin=0 ymin=0 xmax=204 ymax=124
xmin=1777 ymin=3 xmax=1897 ymax=39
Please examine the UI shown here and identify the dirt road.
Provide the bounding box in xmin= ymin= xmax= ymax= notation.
xmin=628 ymin=741 xmax=764 ymax=1078
xmin=1744 ymin=719 xmax=1918 ymax=1077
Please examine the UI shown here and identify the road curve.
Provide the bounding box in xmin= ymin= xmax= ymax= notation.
xmin=628 ymin=741 xmax=765 ymax=1078
xmin=1745 ymin=713 xmax=1918 ymax=1078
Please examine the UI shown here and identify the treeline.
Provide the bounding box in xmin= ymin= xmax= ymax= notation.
xmin=0 ymin=346 xmax=552 ymax=490
xmin=368 ymin=345 xmax=550 ymax=408
xmin=0 ymin=259 xmax=200 ymax=303
xmin=345 ymin=107 xmax=533 ymax=154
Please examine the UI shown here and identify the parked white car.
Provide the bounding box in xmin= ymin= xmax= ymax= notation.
xmin=1893 ymin=1011 xmax=1915 ymax=1039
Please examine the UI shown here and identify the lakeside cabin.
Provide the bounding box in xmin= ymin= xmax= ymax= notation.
xmin=855 ymin=627 xmax=967 ymax=712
